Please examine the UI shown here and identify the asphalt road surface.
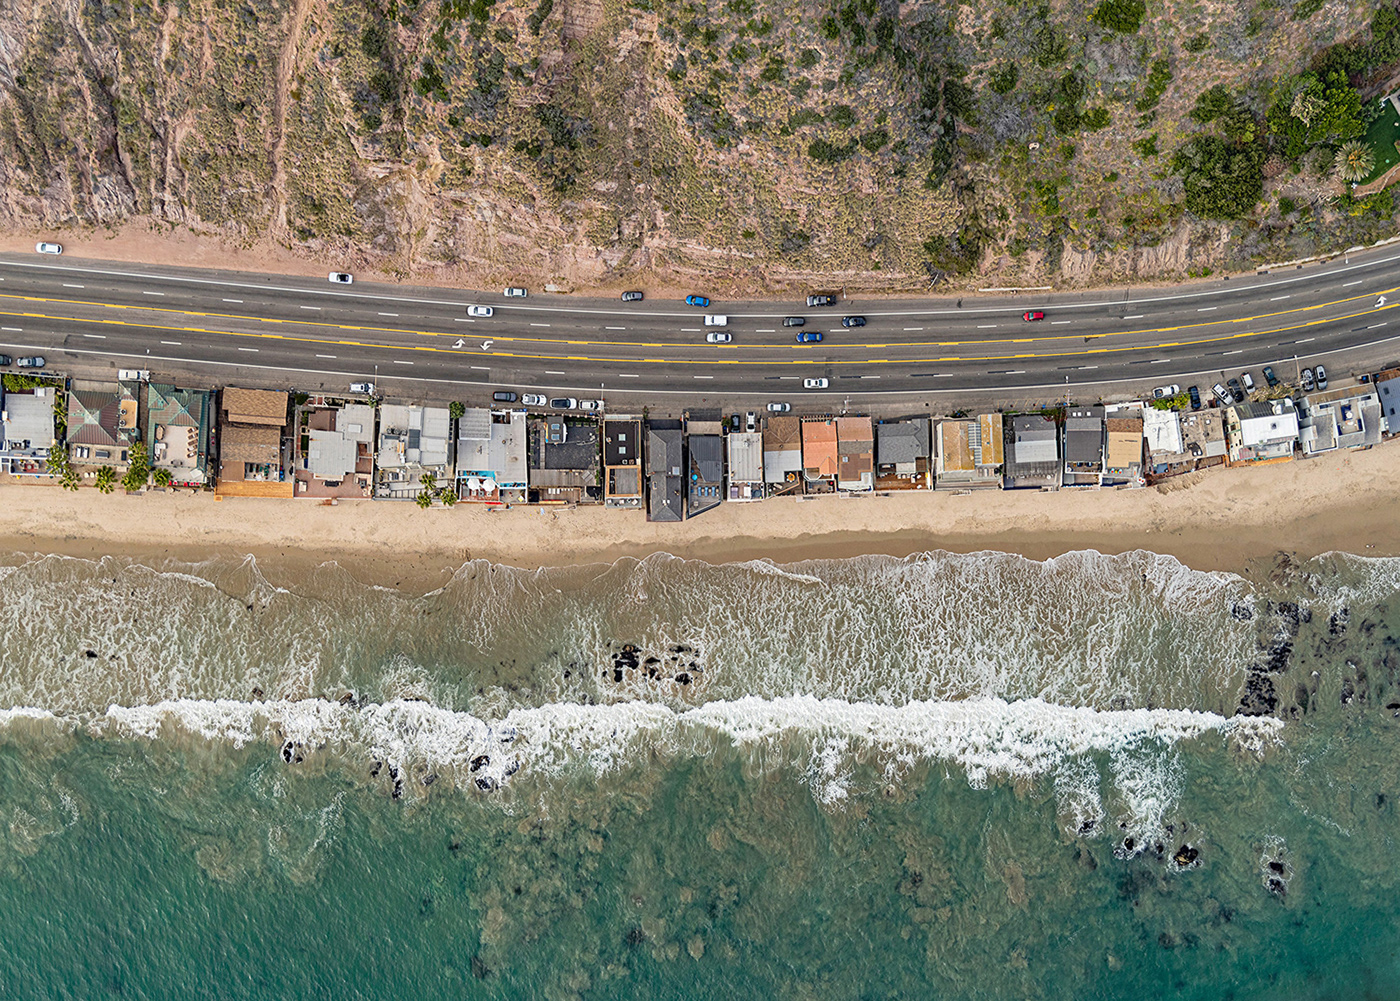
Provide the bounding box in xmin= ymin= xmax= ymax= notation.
xmin=2 ymin=245 xmax=1399 ymax=410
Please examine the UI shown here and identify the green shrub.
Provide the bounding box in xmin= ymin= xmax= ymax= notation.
xmin=820 ymin=15 xmax=840 ymax=40
xmin=1133 ymin=133 xmax=1159 ymax=156
xmin=759 ymin=56 xmax=784 ymax=80
xmin=1089 ymin=0 xmax=1146 ymax=34
xmin=1032 ymin=24 xmax=1069 ymax=68
xmin=1189 ymin=84 xmax=1232 ymax=123
xmin=989 ymin=62 xmax=1019 ymax=95
xmin=1293 ymin=0 xmax=1325 ymax=19
xmin=798 ymin=48 xmax=821 ymax=68
xmin=1053 ymin=105 xmax=1081 ymax=133
xmin=808 ymin=137 xmax=857 ymax=162
xmin=1135 ymin=58 xmax=1173 ymax=112
xmin=1183 ymin=32 xmax=1209 ymax=53
xmin=1082 ymin=106 xmax=1111 ymax=130
xmin=826 ymin=104 xmax=857 ymax=129
xmin=859 ymin=127 xmax=889 ymax=152
xmin=527 ymin=0 xmax=553 ymax=34
xmin=1172 ymin=134 xmax=1264 ymax=219
xmin=1277 ymin=196 xmax=1297 ymax=215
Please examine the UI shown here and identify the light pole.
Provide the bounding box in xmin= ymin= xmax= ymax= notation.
xmin=1293 ymin=354 xmax=1299 ymax=382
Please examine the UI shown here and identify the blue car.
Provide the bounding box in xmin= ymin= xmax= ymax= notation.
xmin=685 ymin=294 xmax=710 ymax=307
xmin=795 ymin=331 xmax=823 ymax=344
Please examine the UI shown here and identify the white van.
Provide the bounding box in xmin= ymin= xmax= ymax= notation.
xmin=704 ymin=314 xmax=728 ymax=326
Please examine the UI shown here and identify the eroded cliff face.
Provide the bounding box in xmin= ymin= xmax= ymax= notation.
xmin=0 ymin=0 xmax=1383 ymax=291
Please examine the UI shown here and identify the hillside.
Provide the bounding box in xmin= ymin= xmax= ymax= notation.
xmin=0 ymin=0 xmax=1396 ymax=292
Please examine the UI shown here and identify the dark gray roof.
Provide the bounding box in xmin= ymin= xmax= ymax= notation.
xmin=648 ymin=427 xmax=683 ymax=476
xmin=689 ymin=434 xmax=724 ymax=482
xmin=877 ymin=418 xmax=930 ymax=465
xmin=604 ymin=419 xmax=642 ymax=466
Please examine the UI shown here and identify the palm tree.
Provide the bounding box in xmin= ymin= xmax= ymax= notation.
xmin=1335 ymin=140 xmax=1375 ymax=183
xmin=95 ymin=466 xmax=116 ymax=494
xmin=415 ymin=490 xmax=433 ymax=509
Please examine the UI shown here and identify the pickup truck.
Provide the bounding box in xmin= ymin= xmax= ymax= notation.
xmin=704 ymin=314 xmax=727 ymax=326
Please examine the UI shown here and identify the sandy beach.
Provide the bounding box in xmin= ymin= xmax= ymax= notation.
xmin=1 ymin=440 xmax=1396 ymax=588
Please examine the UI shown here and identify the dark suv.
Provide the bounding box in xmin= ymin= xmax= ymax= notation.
xmin=1226 ymin=378 xmax=1245 ymax=403
xmin=841 ymin=316 xmax=867 ymax=328
xmin=806 ymin=294 xmax=836 ymax=307
xmin=1187 ymin=385 xmax=1202 ymax=411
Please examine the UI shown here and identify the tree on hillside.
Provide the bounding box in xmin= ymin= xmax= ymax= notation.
xmin=1335 ymin=140 xmax=1375 ymax=183
xmin=1172 ymin=135 xmax=1265 ymax=219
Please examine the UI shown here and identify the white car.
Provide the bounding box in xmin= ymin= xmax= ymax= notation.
xmin=35 ymin=242 xmax=61 ymax=255
xmin=803 ymin=378 xmax=829 ymax=389
xmin=467 ymin=305 xmax=494 ymax=317
xmin=117 ymin=369 xmax=150 ymax=382
xmin=350 ymin=381 xmax=376 ymax=395
xmin=703 ymin=314 xmax=728 ymax=326
xmin=705 ymin=331 xmax=732 ymax=343
xmin=521 ymin=393 xmax=547 ymax=407
xmin=328 ymin=272 xmax=353 ymax=284
xmin=1152 ymin=384 xmax=1180 ymax=399
xmin=504 ymin=287 xmax=528 ymax=298
xmin=578 ymin=399 xmax=604 ymax=412
xmin=767 ymin=402 xmax=790 ymax=412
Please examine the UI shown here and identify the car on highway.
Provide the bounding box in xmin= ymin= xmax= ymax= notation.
xmin=492 ymin=391 xmax=518 ymax=403
xmin=35 ymin=242 xmax=61 ymax=255
xmin=1188 ymin=385 xmax=1202 ymax=410
xmin=0 ymin=355 xmax=10 ymax=366
xmin=578 ymin=399 xmax=603 ymax=412
xmin=620 ymin=291 xmax=644 ymax=302
xmin=1212 ymin=382 xmax=1231 ymax=404
xmin=767 ymin=402 xmax=791 ymax=413
xmin=841 ymin=316 xmax=867 ymax=328
xmin=350 ymin=381 xmax=375 ymax=395
xmin=703 ymin=314 xmax=728 ymax=326
xmin=705 ymin=331 xmax=732 ymax=343
xmin=1152 ymin=384 xmax=1180 ymax=399
xmin=806 ymin=294 xmax=836 ymax=307
xmin=1023 ymin=310 xmax=1044 ymax=321
xmin=504 ymin=287 xmax=528 ymax=298
xmin=795 ymin=331 xmax=823 ymax=343
xmin=1263 ymin=366 xmax=1280 ymax=388
xmin=1241 ymin=372 xmax=1255 ymax=393
xmin=549 ymin=397 xmax=577 ymax=410
xmin=803 ymin=377 xmax=828 ymax=389
xmin=16 ymin=356 xmax=44 ymax=368
xmin=1315 ymin=364 xmax=1328 ymax=390
xmin=782 ymin=316 xmax=806 ymax=327
xmin=521 ymin=393 xmax=547 ymax=407
xmin=1227 ymin=378 xmax=1245 ymax=403
xmin=467 ymin=305 xmax=494 ymax=317
xmin=328 ymin=272 xmax=353 ymax=284
xmin=1300 ymin=367 xmax=1315 ymax=392
xmin=685 ymin=295 xmax=710 ymax=307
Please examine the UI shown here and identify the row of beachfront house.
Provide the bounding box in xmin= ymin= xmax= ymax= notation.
xmin=2 ymin=367 xmax=1397 ymax=510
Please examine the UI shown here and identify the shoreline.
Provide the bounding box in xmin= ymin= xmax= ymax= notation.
xmin=1 ymin=442 xmax=1396 ymax=590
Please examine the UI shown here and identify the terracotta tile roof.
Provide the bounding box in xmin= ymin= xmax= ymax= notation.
xmin=222 ymin=387 xmax=288 ymax=426
xmin=802 ymin=419 xmax=838 ymax=477
xmin=836 ymin=416 xmax=873 ymax=475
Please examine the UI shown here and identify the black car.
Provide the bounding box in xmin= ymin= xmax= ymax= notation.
xmin=620 ymin=290 xmax=643 ymax=302
xmin=841 ymin=316 xmax=867 ymax=328
xmin=1227 ymin=378 xmax=1245 ymax=403
xmin=782 ymin=316 xmax=806 ymax=327
xmin=1187 ymin=385 xmax=1202 ymax=410
xmin=806 ymin=294 xmax=836 ymax=307
xmin=730 ymin=414 xmax=741 ymax=431
xmin=1262 ymin=365 xmax=1280 ymax=388
xmin=492 ymin=391 xmax=518 ymax=403
xmin=0 ymin=354 xmax=10 ymax=366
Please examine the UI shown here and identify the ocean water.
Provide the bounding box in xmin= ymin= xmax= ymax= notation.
xmin=1 ymin=548 xmax=1399 ymax=998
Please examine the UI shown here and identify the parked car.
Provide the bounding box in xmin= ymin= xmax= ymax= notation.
xmin=492 ymin=391 xmax=518 ymax=403
xmin=806 ymin=294 xmax=836 ymax=307
xmin=704 ymin=314 xmax=728 ymax=326
xmin=730 ymin=414 xmax=741 ymax=431
xmin=521 ymin=393 xmax=547 ymax=407
xmin=1227 ymin=378 xmax=1245 ymax=403
xmin=1241 ymin=372 xmax=1256 ymax=392
xmin=795 ymin=331 xmax=823 ymax=344
xmin=1188 ymin=385 xmax=1202 ymax=410
xmin=746 ymin=412 xmax=757 ymax=432
xmin=467 ymin=305 xmax=494 ymax=317
xmin=117 ymin=369 xmax=150 ymax=382
xmin=1212 ymin=382 xmax=1231 ymax=404
xmin=1300 ymin=368 xmax=1315 ymax=392
xmin=841 ymin=316 xmax=867 ymax=328
xmin=620 ymin=290 xmax=644 ymax=302
xmin=504 ymin=287 xmax=528 ymax=298
xmin=350 ymin=381 xmax=375 ymax=395
xmin=1023 ymin=310 xmax=1045 ymax=321
xmin=578 ymin=399 xmax=603 ymax=412
xmin=803 ymin=377 xmax=829 ymax=389
xmin=685 ymin=294 xmax=710 ymax=307
xmin=782 ymin=316 xmax=806 ymax=327
xmin=705 ymin=331 xmax=732 ymax=343
xmin=1315 ymin=364 xmax=1328 ymax=390
xmin=35 ymin=242 xmax=61 ymax=255
xmin=16 ymin=356 xmax=44 ymax=368
xmin=328 ymin=272 xmax=353 ymax=284
xmin=1152 ymin=384 xmax=1180 ymax=399
xmin=1262 ymin=365 xmax=1280 ymax=388
xmin=0 ymin=355 xmax=11 ymax=366
xmin=549 ymin=397 xmax=577 ymax=410
xmin=767 ymin=402 xmax=791 ymax=412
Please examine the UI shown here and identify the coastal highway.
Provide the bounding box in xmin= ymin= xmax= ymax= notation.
xmin=2 ymin=246 xmax=1400 ymax=407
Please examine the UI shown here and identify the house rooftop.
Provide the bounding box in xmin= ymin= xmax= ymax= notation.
xmin=877 ymin=418 xmax=930 ymax=467
xmin=604 ymin=419 xmax=642 ymax=466
xmin=222 ymin=387 xmax=288 ymax=426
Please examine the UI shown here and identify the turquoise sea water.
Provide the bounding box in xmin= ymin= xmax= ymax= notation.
xmin=1 ymin=550 xmax=1399 ymax=999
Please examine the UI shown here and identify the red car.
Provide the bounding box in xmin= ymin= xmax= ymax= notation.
xmin=1023 ymin=310 xmax=1044 ymax=321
